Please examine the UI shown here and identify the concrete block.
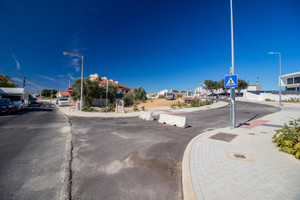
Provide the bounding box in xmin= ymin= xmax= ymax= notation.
xmin=139 ymin=111 xmax=154 ymax=121
xmin=158 ymin=114 xmax=189 ymax=128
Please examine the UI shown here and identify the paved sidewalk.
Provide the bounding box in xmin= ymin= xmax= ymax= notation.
xmin=183 ymin=102 xmax=300 ymax=200
xmin=55 ymin=101 xmax=228 ymax=118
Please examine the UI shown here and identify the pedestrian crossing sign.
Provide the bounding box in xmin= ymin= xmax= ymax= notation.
xmin=224 ymin=74 xmax=238 ymax=88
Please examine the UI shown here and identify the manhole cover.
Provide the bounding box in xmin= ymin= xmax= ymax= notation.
xmin=209 ymin=132 xmax=238 ymax=142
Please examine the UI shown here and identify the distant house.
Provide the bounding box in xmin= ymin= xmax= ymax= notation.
xmin=89 ymin=73 xmax=132 ymax=106
xmin=56 ymin=91 xmax=69 ymax=98
xmin=90 ymin=73 xmax=132 ymax=96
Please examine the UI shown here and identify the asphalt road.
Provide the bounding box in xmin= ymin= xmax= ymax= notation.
xmin=70 ymin=101 xmax=280 ymax=200
xmin=0 ymin=102 xmax=71 ymax=200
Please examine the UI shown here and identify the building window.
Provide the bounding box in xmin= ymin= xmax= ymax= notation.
xmin=287 ymin=78 xmax=293 ymax=84
xmin=294 ymin=76 xmax=300 ymax=84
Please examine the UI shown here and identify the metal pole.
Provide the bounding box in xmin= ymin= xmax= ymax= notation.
xmin=279 ymin=53 xmax=282 ymax=107
xmin=80 ymin=56 xmax=84 ymax=111
xmin=230 ymin=0 xmax=236 ymax=129
xmin=106 ymin=79 xmax=108 ymax=113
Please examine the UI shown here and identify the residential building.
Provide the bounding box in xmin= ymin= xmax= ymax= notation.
xmin=89 ymin=73 xmax=132 ymax=96
xmin=56 ymin=91 xmax=69 ymax=98
xmin=280 ymin=71 xmax=300 ymax=92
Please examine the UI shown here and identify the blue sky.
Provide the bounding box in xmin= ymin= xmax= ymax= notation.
xmin=0 ymin=0 xmax=299 ymax=93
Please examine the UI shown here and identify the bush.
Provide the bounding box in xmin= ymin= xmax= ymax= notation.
xmin=107 ymin=103 xmax=115 ymax=112
xmin=190 ymin=100 xmax=199 ymax=107
xmin=83 ymin=106 xmax=97 ymax=112
xmin=123 ymin=92 xmax=134 ymax=106
xmin=282 ymin=97 xmax=300 ymax=103
xmin=272 ymin=119 xmax=300 ymax=159
xmin=177 ymin=101 xmax=182 ymax=108
xmin=200 ymin=100 xmax=213 ymax=106
xmin=171 ymin=104 xmax=176 ymax=109
xmin=265 ymin=98 xmax=272 ymax=102
xmin=133 ymin=103 xmax=139 ymax=112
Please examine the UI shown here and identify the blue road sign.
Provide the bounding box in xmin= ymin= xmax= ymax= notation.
xmin=224 ymin=74 xmax=238 ymax=88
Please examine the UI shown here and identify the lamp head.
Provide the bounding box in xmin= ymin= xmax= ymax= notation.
xmin=268 ymin=52 xmax=274 ymax=54
xmin=63 ymin=52 xmax=69 ymax=55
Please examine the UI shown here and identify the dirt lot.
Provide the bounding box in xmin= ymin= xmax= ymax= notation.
xmin=125 ymin=98 xmax=185 ymax=112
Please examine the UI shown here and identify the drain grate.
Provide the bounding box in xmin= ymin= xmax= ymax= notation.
xmin=209 ymin=132 xmax=238 ymax=142
xmin=234 ymin=154 xmax=246 ymax=159
xmin=226 ymin=151 xmax=255 ymax=162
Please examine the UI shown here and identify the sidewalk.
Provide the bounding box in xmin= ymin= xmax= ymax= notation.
xmin=183 ymin=102 xmax=300 ymax=200
xmin=56 ymin=101 xmax=228 ymax=118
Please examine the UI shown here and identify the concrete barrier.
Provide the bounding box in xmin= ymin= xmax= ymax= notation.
xmin=158 ymin=114 xmax=189 ymax=128
xmin=139 ymin=111 xmax=154 ymax=121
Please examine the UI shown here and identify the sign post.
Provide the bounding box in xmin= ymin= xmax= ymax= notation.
xmin=225 ymin=74 xmax=238 ymax=129
xmin=67 ymin=88 xmax=73 ymax=111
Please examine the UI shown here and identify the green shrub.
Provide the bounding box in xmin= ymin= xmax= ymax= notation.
xmin=200 ymin=100 xmax=213 ymax=106
xmin=272 ymin=119 xmax=300 ymax=159
xmin=123 ymin=92 xmax=134 ymax=106
xmin=83 ymin=106 xmax=97 ymax=112
xmin=133 ymin=103 xmax=139 ymax=111
xmin=190 ymin=100 xmax=199 ymax=107
xmin=177 ymin=101 xmax=182 ymax=108
xmin=107 ymin=103 xmax=115 ymax=112
xmin=282 ymin=97 xmax=300 ymax=103
xmin=265 ymin=98 xmax=272 ymax=102
xmin=170 ymin=104 xmax=176 ymax=109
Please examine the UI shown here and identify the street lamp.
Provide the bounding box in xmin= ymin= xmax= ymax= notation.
xmin=61 ymin=78 xmax=71 ymax=88
xmin=269 ymin=52 xmax=282 ymax=107
xmin=63 ymin=52 xmax=84 ymax=111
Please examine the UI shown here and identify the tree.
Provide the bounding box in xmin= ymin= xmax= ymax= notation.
xmin=236 ymin=79 xmax=248 ymax=97
xmin=123 ymin=92 xmax=134 ymax=106
xmin=172 ymin=89 xmax=179 ymax=93
xmin=204 ymin=80 xmax=219 ymax=100
xmin=41 ymin=89 xmax=57 ymax=98
xmin=133 ymin=87 xmax=146 ymax=101
xmin=71 ymin=78 xmax=105 ymax=107
xmin=100 ymin=83 xmax=118 ymax=104
xmin=218 ymin=79 xmax=229 ymax=97
xmin=0 ymin=75 xmax=18 ymax=88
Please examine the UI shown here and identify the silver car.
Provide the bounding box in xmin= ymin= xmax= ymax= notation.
xmin=58 ymin=98 xmax=70 ymax=107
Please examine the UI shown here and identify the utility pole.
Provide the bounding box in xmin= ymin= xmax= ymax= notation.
xmin=22 ymin=77 xmax=26 ymax=88
xmin=106 ymin=79 xmax=108 ymax=113
xmin=230 ymin=0 xmax=236 ymax=129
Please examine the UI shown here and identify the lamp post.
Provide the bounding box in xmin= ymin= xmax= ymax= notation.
xmin=61 ymin=78 xmax=70 ymax=88
xmin=63 ymin=52 xmax=84 ymax=111
xmin=269 ymin=52 xmax=282 ymax=107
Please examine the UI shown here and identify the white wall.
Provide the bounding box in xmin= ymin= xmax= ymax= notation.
xmin=244 ymin=91 xmax=300 ymax=101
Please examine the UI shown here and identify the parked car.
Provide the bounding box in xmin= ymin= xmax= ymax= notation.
xmin=0 ymin=98 xmax=15 ymax=114
xmin=58 ymin=98 xmax=70 ymax=107
xmin=13 ymin=100 xmax=24 ymax=111
xmin=29 ymin=98 xmax=37 ymax=104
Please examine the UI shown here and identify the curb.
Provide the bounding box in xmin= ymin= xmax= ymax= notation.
xmin=56 ymin=101 xmax=229 ymax=118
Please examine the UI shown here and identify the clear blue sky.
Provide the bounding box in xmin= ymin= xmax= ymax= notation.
xmin=0 ymin=0 xmax=299 ymax=93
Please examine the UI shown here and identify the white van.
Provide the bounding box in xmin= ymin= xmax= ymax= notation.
xmin=165 ymin=92 xmax=175 ymax=100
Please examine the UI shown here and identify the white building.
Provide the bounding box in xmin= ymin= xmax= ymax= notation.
xmin=280 ymin=71 xmax=300 ymax=92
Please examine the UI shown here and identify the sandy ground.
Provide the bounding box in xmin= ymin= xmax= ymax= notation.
xmin=125 ymin=98 xmax=185 ymax=112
